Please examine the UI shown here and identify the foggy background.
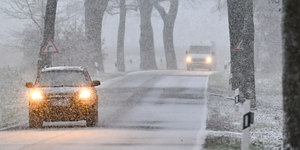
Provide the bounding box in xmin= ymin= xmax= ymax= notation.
xmin=0 ymin=0 xmax=230 ymax=72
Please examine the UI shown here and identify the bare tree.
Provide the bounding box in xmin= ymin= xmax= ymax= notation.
xmin=227 ymin=0 xmax=244 ymax=91
xmin=227 ymin=0 xmax=256 ymax=107
xmin=2 ymin=0 xmax=84 ymax=35
xmin=116 ymin=0 xmax=126 ymax=72
xmin=254 ymin=0 xmax=281 ymax=73
xmin=282 ymin=0 xmax=300 ymax=148
xmin=106 ymin=0 xmax=138 ymax=72
xmin=138 ymin=0 xmax=158 ymax=70
xmin=85 ymin=0 xmax=109 ymax=73
xmin=241 ymin=0 xmax=256 ymax=108
xmin=37 ymin=0 xmax=57 ymax=74
xmin=2 ymin=0 xmax=46 ymax=35
xmin=152 ymin=0 xmax=178 ymax=69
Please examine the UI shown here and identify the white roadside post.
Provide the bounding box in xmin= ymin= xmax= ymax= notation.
xmin=242 ymin=100 xmax=254 ymax=150
xmin=228 ymin=74 xmax=233 ymax=97
xmin=242 ymin=100 xmax=250 ymax=150
xmin=234 ymin=88 xmax=254 ymax=150
xmin=234 ymin=88 xmax=239 ymax=104
xmin=234 ymin=89 xmax=239 ymax=121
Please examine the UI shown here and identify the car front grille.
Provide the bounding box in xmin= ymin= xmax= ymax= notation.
xmin=192 ymin=58 xmax=206 ymax=62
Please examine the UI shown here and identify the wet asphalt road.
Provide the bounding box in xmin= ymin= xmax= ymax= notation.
xmin=0 ymin=70 xmax=210 ymax=150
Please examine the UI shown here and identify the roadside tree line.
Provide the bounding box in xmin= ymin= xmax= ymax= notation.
xmin=1 ymin=0 xmax=184 ymax=74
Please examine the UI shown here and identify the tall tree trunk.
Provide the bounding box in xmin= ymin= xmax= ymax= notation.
xmin=116 ymin=0 xmax=126 ymax=72
xmin=240 ymin=0 xmax=256 ymax=108
xmin=282 ymin=0 xmax=300 ymax=148
xmin=227 ymin=0 xmax=244 ymax=91
xmin=85 ymin=0 xmax=109 ymax=73
xmin=227 ymin=0 xmax=256 ymax=108
xmin=37 ymin=0 xmax=57 ymax=75
xmin=163 ymin=18 xmax=177 ymax=69
xmin=153 ymin=0 xmax=178 ymax=69
xmin=138 ymin=0 xmax=158 ymax=70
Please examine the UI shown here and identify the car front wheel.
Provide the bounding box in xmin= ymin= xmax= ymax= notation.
xmin=29 ymin=109 xmax=43 ymax=128
xmin=86 ymin=105 xmax=98 ymax=127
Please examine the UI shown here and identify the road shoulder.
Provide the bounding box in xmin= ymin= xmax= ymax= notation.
xmin=203 ymin=72 xmax=283 ymax=149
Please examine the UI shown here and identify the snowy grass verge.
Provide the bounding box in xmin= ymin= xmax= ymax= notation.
xmin=204 ymin=71 xmax=283 ymax=149
xmin=91 ymin=72 xmax=128 ymax=82
xmin=0 ymin=67 xmax=28 ymax=128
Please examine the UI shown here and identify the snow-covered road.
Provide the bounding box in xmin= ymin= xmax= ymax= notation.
xmin=0 ymin=70 xmax=211 ymax=150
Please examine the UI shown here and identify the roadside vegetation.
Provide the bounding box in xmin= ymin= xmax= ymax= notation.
xmin=204 ymin=71 xmax=282 ymax=149
xmin=0 ymin=67 xmax=27 ymax=128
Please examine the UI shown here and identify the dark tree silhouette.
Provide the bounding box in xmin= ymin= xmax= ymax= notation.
xmin=37 ymin=0 xmax=57 ymax=74
xmin=152 ymin=0 xmax=178 ymax=70
xmin=138 ymin=0 xmax=158 ymax=70
xmin=227 ymin=0 xmax=256 ymax=108
xmin=85 ymin=0 xmax=109 ymax=73
xmin=116 ymin=0 xmax=126 ymax=72
xmin=282 ymin=0 xmax=300 ymax=148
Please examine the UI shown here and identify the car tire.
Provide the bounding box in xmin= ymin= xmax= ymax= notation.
xmin=95 ymin=102 xmax=99 ymax=123
xmin=86 ymin=105 xmax=97 ymax=127
xmin=29 ymin=109 xmax=43 ymax=128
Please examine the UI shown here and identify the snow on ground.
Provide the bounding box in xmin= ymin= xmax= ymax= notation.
xmin=205 ymin=71 xmax=283 ymax=149
xmin=0 ymin=67 xmax=28 ymax=128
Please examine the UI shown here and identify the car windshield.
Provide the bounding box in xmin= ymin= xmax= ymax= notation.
xmin=36 ymin=71 xmax=88 ymax=87
xmin=189 ymin=46 xmax=211 ymax=54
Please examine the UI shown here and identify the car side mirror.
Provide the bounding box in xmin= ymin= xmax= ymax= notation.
xmin=26 ymin=82 xmax=34 ymax=88
xmin=185 ymin=51 xmax=188 ymax=55
xmin=92 ymin=80 xmax=101 ymax=86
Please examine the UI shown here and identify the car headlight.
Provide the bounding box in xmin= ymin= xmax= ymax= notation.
xmin=206 ymin=57 xmax=212 ymax=63
xmin=186 ymin=57 xmax=192 ymax=62
xmin=31 ymin=92 xmax=43 ymax=100
xmin=79 ymin=91 xmax=91 ymax=99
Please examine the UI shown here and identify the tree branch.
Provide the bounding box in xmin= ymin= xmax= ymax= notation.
xmin=25 ymin=0 xmax=42 ymax=34
xmin=168 ymin=0 xmax=178 ymax=19
xmin=152 ymin=1 xmax=167 ymax=20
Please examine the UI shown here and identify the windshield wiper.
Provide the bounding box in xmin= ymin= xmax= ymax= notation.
xmin=53 ymin=85 xmax=65 ymax=87
xmin=38 ymin=85 xmax=86 ymax=87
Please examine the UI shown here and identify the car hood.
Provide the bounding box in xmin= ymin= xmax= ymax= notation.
xmin=188 ymin=54 xmax=212 ymax=59
xmin=37 ymin=87 xmax=90 ymax=95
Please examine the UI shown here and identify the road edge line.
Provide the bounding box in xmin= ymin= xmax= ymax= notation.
xmin=0 ymin=122 xmax=27 ymax=131
xmin=193 ymin=74 xmax=210 ymax=150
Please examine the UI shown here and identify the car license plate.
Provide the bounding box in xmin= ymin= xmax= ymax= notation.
xmin=51 ymin=99 xmax=70 ymax=106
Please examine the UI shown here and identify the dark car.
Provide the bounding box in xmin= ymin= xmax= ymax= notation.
xmin=25 ymin=66 xmax=100 ymax=128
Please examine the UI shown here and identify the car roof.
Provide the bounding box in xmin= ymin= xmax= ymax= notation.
xmin=42 ymin=66 xmax=85 ymax=72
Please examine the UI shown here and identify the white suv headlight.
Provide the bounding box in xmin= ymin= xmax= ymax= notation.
xmin=206 ymin=57 xmax=212 ymax=63
xmin=186 ymin=57 xmax=192 ymax=62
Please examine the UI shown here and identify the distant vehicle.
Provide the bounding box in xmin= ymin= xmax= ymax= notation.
xmin=185 ymin=43 xmax=217 ymax=71
xmin=25 ymin=66 xmax=101 ymax=128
